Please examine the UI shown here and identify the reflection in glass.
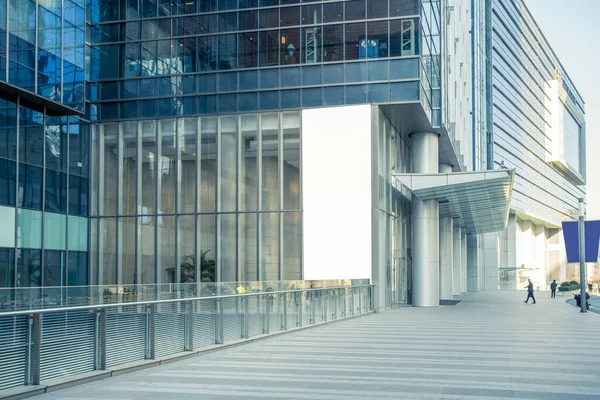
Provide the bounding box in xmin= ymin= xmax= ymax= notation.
xmin=178 ymin=215 xmax=196 ymax=283
xmin=239 ymin=213 xmax=257 ymax=281
xmin=138 ymin=215 xmax=156 ymax=284
xmin=197 ymin=214 xmax=216 ymax=282
xmin=140 ymin=120 xmax=157 ymax=215
xmin=99 ymin=218 xmax=117 ymax=284
xmin=180 ymin=118 xmax=197 ymax=213
xmin=17 ymin=249 xmax=41 ymax=287
xmin=259 ymin=30 xmax=279 ymax=66
xmin=44 ymin=250 xmax=65 ymax=287
xmin=219 ymin=116 xmax=237 ymax=212
xmin=199 ymin=117 xmax=217 ymax=213
xmin=159 ymin=119 xmax=177 ymax=214
xmin=260 ymin=113 xmax=279 ymax=210
xmin=260 ymin=212 xmax=279 ymax=281
xmin=281 ymin=28 xmax=300 ymax=65
xmin=345 ymin=22 xmax=365 ymax=61
xmin=120 ymin=217 xmax=136 ymax=284
xmin=120 ymin=121 xmax=137 ymax=215
xmin=390 ymin=19 xmax=418 ymax=57
xmin=0 ymin=248 xmax=15 ymax=288
xmin=282 ymin=112 xmax=300 ymax=209
xmin=239 ymin=115 xmax=258 ymax=211
xmin=301 ymin=27 xmax=321 ymax=64
xmin=67 ymin=251 xmax=88 ymax=286
xmin=159 ymin=215 xmax=176 ymax=283
xmin=282 ymin=212 xmax=301 ymax=280
xmin=19 ymin=164 xmax=43 ymax=210
xmin=219 ymin=213 xmax=236 ymax=282
xmin=101 ymin=123 xmax=118 ymax=215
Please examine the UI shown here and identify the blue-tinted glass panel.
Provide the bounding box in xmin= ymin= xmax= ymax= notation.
xmin=17 ymin=249 xmax=41 ymax=287
xmin=367 ymin=0 xmax=388 ymax=19
xmin=45 ymin=170 xmax=67 ymax=213
xmin=368 ymin=60 xmax=388 ymax=81
xmin=218 ymin=34 xmax=237 ymax=69
xmin=219 ymin=72 xmax=238 ymax=91
xmin=390 ymin=18 xmax=419 ymax=56
xmin=302 ymin=88 xmax=321 ymax=107
xmin=18 ymin=164 xmax=43 ymax=209
xmin=239 ymin=10 xmax=258 ymax=30
xmin=345 ymin=0 xmax=365 ymax=21
xmin=390 ymin=0 xmax=418 ymax=17
xmin=0 ymin=248 xmax=15 ymax=288
xmin=346 ymin=84 xmax=366 ymax=104
xmin=367 ymin=20 xmax=389 ymax=58
xmin=198 ymin=74 xmax=217 ymax=93
xmin=323 ymin=24 xmax=343 ymax=62
xmin=281 ymin=67 xmax=300 ymax=87
xmin=368 ymin=83 xmax=389 ymax=103
xmin=140 ymin=99 xmax=157 ymax=117
xmin=260 ymin=8 xmax=279 ymax=29
xmin=218 ymin=94 xmax=237 ymax=112
xmin=282 ymin=28 xmax=300 ymax=65
xmin=239 ymin=92 xmax=257 ymax=111
xmin=199 ymin=95 xmax=217 ymax=113
xmin=323 ymin=2 xmax=343 ymax=23
xmin=345 ymin=23 xmax=365 ymax=61
xmin=323 ymin=63 xmax=343 ymax=84
xmin=302 ymin=65 xmax=321 ymax=85
xmin=0 ymin=159 xmax=16 ymax=207
xmin=238 ymin=32 xmax=258 ymax=68
xmin=345 ymin=62 xmax=366 ymax=82
xmin=281 ymin=89 xmax=300 ymax=109
xmin=259 ymin=91 xmax=278 ymax=110
xmin=67 ymin=251 xmax=88 ymax=286
xmin=301 ymin=4 xmax=321 ymax=24
xmin=390 ymin=80 xmax=419 ymax=101
xmin=260 ymin=69 xmax=279 ymax=89
xmin=281 ymin=6 xmax=300 ymax=26
xmin=390 ymin=58 xmax=419 ymax=79
xmin=323 ymin=86 xmax=344 ymax=106
xmin=260 ymin=30 xmax=279 ymax=66
xmin=239 ymin=70 xmax=258 ymax=90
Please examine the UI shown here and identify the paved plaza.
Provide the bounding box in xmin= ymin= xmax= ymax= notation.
xmin=36 ymin=291 xmax=600 ymax=400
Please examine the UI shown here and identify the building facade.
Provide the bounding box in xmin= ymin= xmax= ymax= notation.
xmin=475 ymin=0 xmax=586 ymax=291
xmin=0 ymin=0 xmax=586 ymax=309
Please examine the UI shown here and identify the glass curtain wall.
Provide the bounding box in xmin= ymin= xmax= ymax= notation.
xmin=0 ymin=98 xmax=89 ymax=289
xmin=91 ymin=110 xmax=301 ymax=285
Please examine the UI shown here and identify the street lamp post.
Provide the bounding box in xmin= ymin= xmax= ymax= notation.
xmin=579 ymin=198 xmax=587 ymax=313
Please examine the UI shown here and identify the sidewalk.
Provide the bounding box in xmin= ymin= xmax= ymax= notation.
xmin=35 ymin=290 xmax=600 ymax=400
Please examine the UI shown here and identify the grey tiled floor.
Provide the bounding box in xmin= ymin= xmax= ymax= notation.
xmin=36 ymin=291 xmax=600 ymax=400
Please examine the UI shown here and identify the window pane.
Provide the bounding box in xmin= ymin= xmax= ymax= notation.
xmin=0 ymin=159 xmax=17 ymax=207
xmin=45 ymin=170 xmax=67 ymax=213
xmin=180 ymin=118 xmax=197 ymax=213
xmin=345 ymin=0 xmax=365 ymax=21
xmin=281 ymin=28 xmax=300 ymax=65
xmin=281 ymin=212 xmax=301 ymax=280
xmin=390 ymin=80 xmax=419 ymax=101
xmin=19 ymin=164 xmax=43 ymax=210
xmin=217 ymin=34 xmax=236 ymax=69
xmin=0 ymin=248 xmax=15 ymax=288
xmin=259 ymin=30 xmax=279 ymax=67
xmin=239 ymin=70 xmax=258 ymax=90
xmin=198 ymin=214 xmax=216 ymax=283
xmin=18 ymin=209 xmax=42 ymax=248
xmin=18 ymin=110 xmax=43 ymax=166
xmin=43 ymin=250 xmax=65 ymax=287
xmin=301 ymin=4 xmax=321 ymax=25
xmin=121 ymin=121 xmax=137 ymax=215
xmin=323 ymin=63 xmax=343 ymax=83
xmin=345 ymin=22 xmax=365 ymax=61
xmin=281 ymin=67 xmax=300 ymax=87
xmin=101 ymin=123 xmax=118 ymax=215
xmin=159 ymin=119 xmax=177 ymax=214
xmin=239 ymin=92 xmax=258 ymax=111
xmin=238 ymin=32 xmax=258 ymax=67
xmin=390 ymin=0 xmax=418 ymax=17
xmin=140 ymin=121 xmax=157 ymax=215
xmin=219 ymin=116 xmax=237 ymax=212
xmin=120 ymin=217 xmax=136 ymax=284
xmin=346 ymin=84 xmax=367 ymax=104
xmin=239 ymin=114 xmax=258 ymax=211
xmin=368 ymin=83 xmax=389 ymax=103
xmin=390 ymin=18 xmax=418 ymax=57
xmin=367 ymin=20 xmax=389 ymax=58
xmin=260 ymin=8 xmax=278 ymax=29
xmin=324 ymin=85 xmax=344 ymax=105
xmin=323 ymin=24 xmax=343 ymax=63
xmin=44 ymin=212 xmax=66 ymax=250
xmin=17 ymin=249 xmax=41 ymax=287
xmin=346 ymin=62 xmax=366 ymax=82
xmin=260 ymin=113 xmax=279 ymax=210
xmin=178 ymin=215 xmax=196 ymax=283
xmin=159 ymin=215 xmax=176 ymax=284
xmin=239 ymin=10 xmax=258 ymax=30
xmin=281 ymin=89 xmax=300 ymax=108
xmin=67 ymin=251 xmax=88 ymax=286
xmin=368 ymin=60 xmax=389 ymax=81
xmin=323 ymin=2 xmax=343 ymax=23
xmin=281 ymin=6 xmax=299 ymax=26
xmin=390 ymin=58 xmax=418 ymax=79
xmin=260 ymin=91 xmax=279 ymax=110
xmin=45 ymin=118 xmax=67 ymax=172
xmin=100 ymin=217 xmax=117 ymax=284
xmin=219 ymin=213 xmax=236 ymax=282
xmin=239 ymin=213 xmax=257 ymax=281
xmin=139 ymin=215 xmax=155 ymax=284
xmin=260 ymin=69 xmax=279 ymax=89
xmin=302 ymin=87 xmax=321 ymax=107
xmin=260 ymin=212 xmax=278 ymax=280
xmin=199 ymin=117 xmax=217 ymax=213
xmin=282 ymin=112 xmax=300 ymax=209
xmin=367 ymin=0 xmax=387 ymax=19
xmin=301 ymin=26 xmax=321 ymax=64
xmin=68 ymin=215 xmax=88 ymax=251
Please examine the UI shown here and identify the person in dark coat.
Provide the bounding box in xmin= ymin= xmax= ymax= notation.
xmin=524 ymin=279 xmax=536 ymax=304
xmin=550 ymin=280 xmax=557 ymax=298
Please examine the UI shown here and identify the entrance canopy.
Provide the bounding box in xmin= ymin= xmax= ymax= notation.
xmin=393 ymin=169 xmax=515 ymax=234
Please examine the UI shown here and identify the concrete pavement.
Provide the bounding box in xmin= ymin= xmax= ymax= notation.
xmin=35 ymin=291 xmax=600 ymax=400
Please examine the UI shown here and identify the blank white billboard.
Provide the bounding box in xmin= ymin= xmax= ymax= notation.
xmin=302 ymin=105 xmax=372 ymax=280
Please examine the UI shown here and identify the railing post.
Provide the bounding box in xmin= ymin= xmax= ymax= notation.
xmin=282 ymin=293 xmax=287 ymax=330
xmin=25 ymin=314 xmax=41 ymax=385
xmin=310 ymin=291 xmax=315 ymax=324
xmin=333 ymin=289 xmax=338 ymax=319
xmin=343 ymin=288 xmax=347 ymax=317
xmin=215 ymin=299 xmax=224 ymax=344
xmin=184 ymin=301 xmax=193 ymax=351
xmin=358 ymin=287 xmax=363 ymax=314
xmin=95 ymin=308 xmax=107 ymax=370
xmin=370 ymin=286 xmax=374 ymax=312
xmin=322 ymin=289 xmax=327 ymax=322
xmin=146 ymin=304 xmax=156 ymax=359
xmin=351 ymin=288 xmax=355 ymax=316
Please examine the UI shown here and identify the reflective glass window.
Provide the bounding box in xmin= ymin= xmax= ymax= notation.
xmin=302 ymin=65 xmax=321 ymax=85
xmin=159 ymin=215 xmax=176 ymax=283
xmin=218 ymin=94 xmax=237 ymax=112
xmin=390 ymin=58 xmax=419 ymax=79
xmin=260 ymin=8 xmax=279 ymax=29
xmin=219 ymin=116 xmax=237 ymax=212
xmin=17 ymin=249 xmax=41 ymax=287
xmin=323 ymin=24 xmax=343 ymax=62
xmin=281 ymin=212 xmax=301 ymax=279
xmin=138 ymin=215 xmax=155 ymax=284
xmin=323 ymin=2 xmax=343 ymax=23
xmin=390 ymin=80 xmax=419 ymax=101
xmin=178 ymin=215 xmax=195 ymax=283
xmin=259 ymin=30 xmax=279 ymax=66
xmin=345 ymin=23 xmax=365 ymax=61
xmin=390 ymin=0 xmax=418 ymax=17
xmin=45 ymin=170 xmax=67 ymax=213
xmin=259 ymin=91 xmax=278 ymax=110
xmin=260 ymin=212 xmax=278 ymax=280
xmin=344 ymin=0 xmax=365 ymax=21
xmin=260 ymin=69 xmax=279 ymax=89
xmin=368 ymin=60 xmax=388 ymax=81
xmin=282 ymin=28 xmax=300 ymax=65
xmin=239 ymin=114 xmax=258 ymax=211
xmin=282 ymin=112 xmax=300 ymax=209
xmin=67 ymin=251 xmax=88 ymax=286
xmin=199 ymin=117 xmax=217 ymax=212
xmin=281 ymin=6 xmax=300 ymax=26
xmin=281 ymin=89 xmax=300 ymax=108
xmin=323 ymin=63 xmax=343 ymax=84
xmin=239 ymin=213 xmax=257 ymax=281
xmin=0 ymin=159 xmax=16 ymax=206
xmin=180 ymin=118 xmax=197 ymax=213
xmin=18 ymin=209 xmax=42 ymax=248
xmin=18 ymin=164 xmax=43 ymax=210
xmin=0 ymin=248 xmax=15 ymax=288
xmin=345 ymin=62 xmax=366 ymax=82
xmin=390 ymin=18 xmax=419 ymax=56
xmin=260 ymin=113 xmax=279 ymax=210
xmin=346 ymin=84 xmax=367 ymax=104
xmin=368 ymin=83 xmax=389 ymax=102
xmin=238 ymin=32 xmax=258 ymax=68
xmin=239 ymin=70 xmax=258 ymax=90
xmin=197 ymin=214 xmax=216 ymax=283
xmin=239 ymin=92 xmax=258 ymax=111
xmin=367 ymin=20 xmax=389 ymax=58
xmin=301 ymin=4 xmax=321 ymax=24
xmin=218 ymin=213 xmax=236 ymax=282
xmin=159 ymin=119 xmax=177 ymax=214
xmin=281 ymin=67 xmax=300 ymax=87
xmin=301 ymin=26 xmax=321 ymax=63
xmin=239 ymin=11 xmax=258 ymax=31
xmin=44 ymin=212 xmax=66 ymax=250
xmin=140 ymin=120 xmax=157 ymax=214
xmin=302 ymin=87 xmax=321 ymax=107
xmin=323 ymin=86 xmax=344 ymax=105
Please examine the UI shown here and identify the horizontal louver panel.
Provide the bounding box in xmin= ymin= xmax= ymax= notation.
xmin=106 ymin=311 xmax=146 ymax=367
xmin=40 ymin=311 xmax=95 ymax=381
xmin=155 ymin=313 xmax=185 ymax=358
xmin=0 ymin=316 xmax=27 ymax=390
xmin=193 ymin=312 xmax=216 ymax=349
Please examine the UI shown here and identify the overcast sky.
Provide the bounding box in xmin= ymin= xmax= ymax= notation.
xmin=525 ymin=0 xmax=599 ymax=219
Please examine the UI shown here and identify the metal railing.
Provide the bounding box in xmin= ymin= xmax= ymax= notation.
xmin=0 ymin=285 xmax=375 ymax=393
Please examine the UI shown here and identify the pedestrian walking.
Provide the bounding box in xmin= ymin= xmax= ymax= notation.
xmin=550 ymin=280 xmax=557 ymax=298
xmin=524 ymin=279 xmax=536 ymax=304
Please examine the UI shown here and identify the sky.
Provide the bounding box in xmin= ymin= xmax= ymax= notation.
xmin=525 ymin=0 xmax=599 ymax=219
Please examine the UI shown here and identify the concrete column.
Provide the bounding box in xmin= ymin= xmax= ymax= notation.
xmin=439 ymin=164 xmax=453 ymax=300
xmin=467 ymin=233 xmax=479 ymax=292
xmin=411 ymin=132 xmax=439 ymax=307
xmin=452 ymin=225 xmax=462 ymax=296
xmin=460 ymin=228 xmax=467 ymax=293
